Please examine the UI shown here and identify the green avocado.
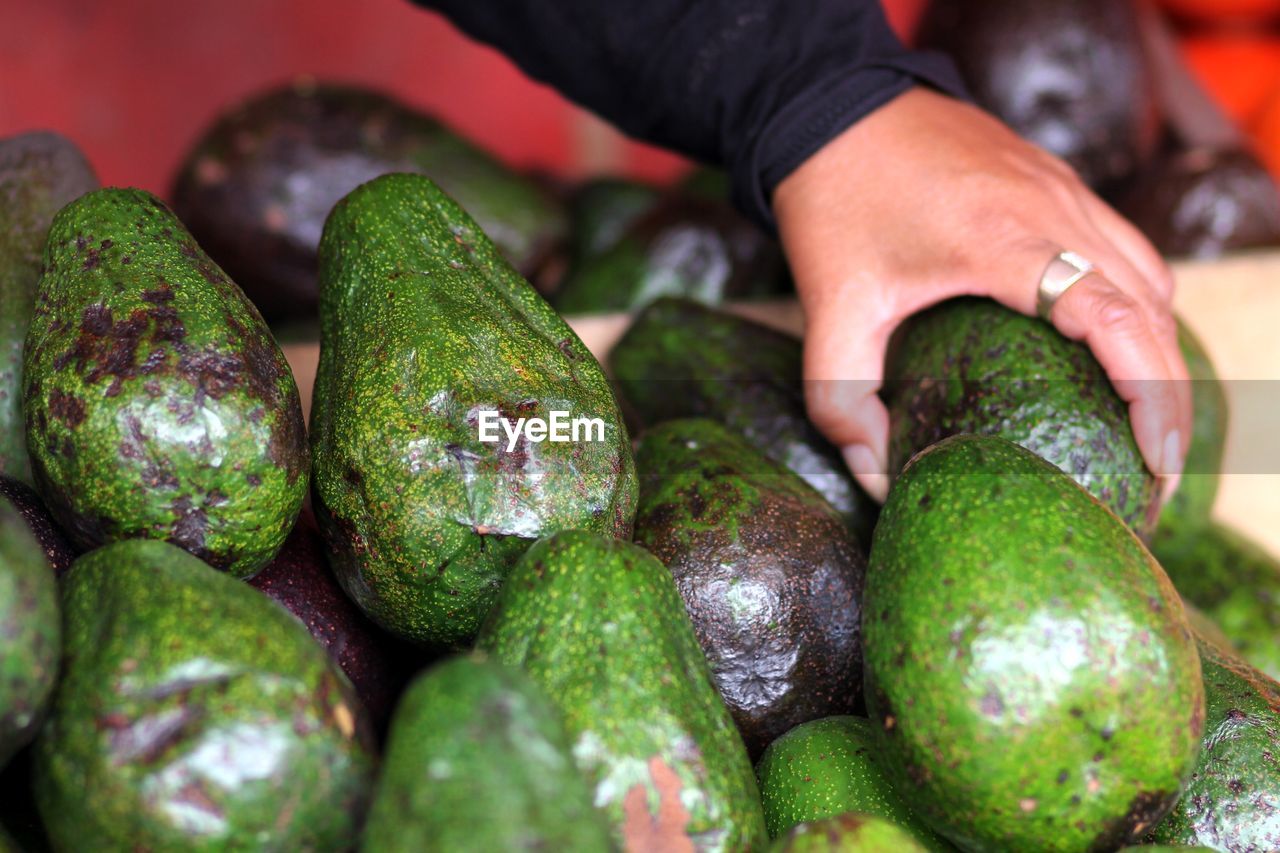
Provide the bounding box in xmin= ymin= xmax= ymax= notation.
xmin=22 ymin=188 xmax=308 ymax=577
xmin=610 ymin=298 xmax=878 ymax=548
xmin=755 ymin=717 xmax=948 ymax=849
xmin=1149 ymin=636 xmax=1280 ymax=849
xmin=0 ymin=505 xmax=59 ymax=769
xmin=565 ymin=176 xmax=663 ymax=268
xmin=864 ymin=435 xmax=1203 ymax=851
xmin=171 ymin=80 xmax=568 ymax=323
xmin=310 ymin=173 xmax=636 ymax=648
xmin=770 ymin=813 xmax=928 ymax=852
xmin=554 ymin=195 xmax=789 ymax=315
xmin=477 ymin=530 xmax=768 ymax=851
xmin=0 ymin=476 xmax=76 ymax=578
xmin=1155 ymin=522 xmax=1280 ymax=680
xmin=883 ymin=297 xmax=1159 ymax=537
xmin=0 ymin=132 xmax=98 ymax=485
xmin=34 ymin=539 xmax=376 ymax=850
xmin=363 ymin=654 xmax=611 ymax=852
xmin=633 ymin=419 xmax=865 ymax=758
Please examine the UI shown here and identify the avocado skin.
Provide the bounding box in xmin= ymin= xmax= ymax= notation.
xmin=770 ymin=813 xmax=928 ymax=852
xmin=363 ymin=654 xmax=611 ymax=852
xmin=0 ymin=505 xmax=59 ymax=769
xmin=917 ymin=0 xmax=1159 ymax=190
xmin=883 ymin=298 xmax=1158 ymax=538
xmin=23 ymin=188 xmax=308 ymax=577
xmin=34 ymin=539 xmax=375 ymax=850
xmin=565 ymin=176 xmax=663 ymax=269
xmin=247 ymin=510 xmax=419 ymax=732
xmin=1114 ymin=146 xmax=1280 ymax=259
xmin=755 ymin=717 xmax=948 ymax=849
xmin=171 ymin=81 xmax=567 ymax=322
xmin=310 ymin=173 xmax=636 ymax=649
xmin=0 ymin=133 xmax=98 ymax=485
xmin=1155 ymin=523 xmax=1280 ymax=681
xmin=634 ymin=419 xmax=864 ymax=758
xmin=610 ymin=298 xmax=877 ymax=548
xmin=864 ymin=435 xmax=1203 ymax=852
xmin=1149 ymin=637 xmax=1280 ymax=849
xmin=477 ymin=530 xmax=768 ymax=851
xmin=0 ymin=477 xmax=75 ymax=578
xmin=554 ymin=195 xmax=789 ymax=314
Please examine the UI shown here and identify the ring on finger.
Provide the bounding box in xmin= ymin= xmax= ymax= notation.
xmin=1037 ymin=250 xmax=1097 ymax=320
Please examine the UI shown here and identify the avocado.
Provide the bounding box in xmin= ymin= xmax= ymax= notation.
xmin=0 ymin=477 xmax=75 ymax=577
xmin=1149 ymin=636 xmax=1280 ymax=849
xmin=565 ymin=176 xmax=662 ymax=268
xmin=22 ymin=189 xmax=308 ymax=577
xmin=864 ymin=435 xmax=1203 ymax=851
xmin=0 ymin=132 xmax=98 ymax=485
xmin=610 ymin=298 xmax=878 ymax=548
xmin=755 ymin=717 xmax=948 ymax=849
xmin=0 ymin=505 xmax=59 ymax=769
xmin=553 ymin=194 xmax=789 ymax=314
xmin=1114 ymin=146 xmax=1280 ymax=259
xmin=770 ymin=813 xmax=928 ymax=852
xmin=363 ymin=654 xmax=611 ymax=852
xmin=247 ymin=510 xmax=419 ymax=731
xmin=310 ymin=173 xmax=636 ymax=649
xmin=34 ymin=539 xmax=375 ymax=850
xmin=633 ymin=419 xmax=865 ymax=757
xmin=680 ymin=167 xmax=732 ymax=200
xmin=883 ymin=297 xmax=1159 ymax=537
xmin=477 ymin=530 xmax=768 ymax=851
xmin=1155 ymin=522 xmax=1280 ymax=681
xmin=917 ymin=0 xmax=1160 ymax=189
xmin=171 ymin=80 xmax=568 ymax=322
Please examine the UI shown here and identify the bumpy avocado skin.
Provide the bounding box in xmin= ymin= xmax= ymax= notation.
xmin=633 ymin=419 xmax=864 ymax=758
xmin=755 ymin=717 xmax=948 ymax=849
xmin=610 ymin=298 xmax=877 ymax=548
xmin=770 ymin=813 xmax=928 ymax=852
xmin=0 ymin=476 xmax=76 ymax=577
xmin=171 ymin=81 xmax=568 ymax=322
xmin=864 ymin=435 xmax=1203 ymax=851
xmin=363 ymin=654 xmax=611 ymax=852
xmin=22 ymin=188 xmax=308 ymax=577
xmin=0 ymin=132 xmax=98 ymax=485
xmin=1155 ymin=522 xmax=1280 ymax=681
xmin=310 ymin=173 xmax=636 ymax=649
xmin=477 ymin=531 xmax=768 ymax=852
xmin=1149 ymin=637 xmax=1280 ymax=849
xmin=884 ymin=298 xmax=1158 ymax=537
xmin=0 ymin=505 xmax=59 ymax=769
xmin=34 ymin=539 xmax=375 ymax=850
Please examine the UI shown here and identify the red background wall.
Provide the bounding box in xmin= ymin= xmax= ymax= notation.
xmin=0 ymin=0 xmax=924 ymax=193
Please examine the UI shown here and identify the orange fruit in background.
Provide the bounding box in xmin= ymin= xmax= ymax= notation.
xmin=1159 ymin=0 xmax=1280 ymax=25
xmin=1182 ymin=32 xmax=1280 ymax=126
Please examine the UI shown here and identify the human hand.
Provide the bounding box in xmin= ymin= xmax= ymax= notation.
xmin=773 ymin=87 xmax=1190 ymax=503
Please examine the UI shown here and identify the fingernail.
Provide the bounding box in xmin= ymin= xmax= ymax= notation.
xmin=1159 ymin=430 xmax=1183 ymax=504
xmin=844 ymin=444 xmax=890 ymax=503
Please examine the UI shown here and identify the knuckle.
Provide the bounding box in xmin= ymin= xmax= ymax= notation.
xmin=1087 ymin=287 xmax=1142 ymax=333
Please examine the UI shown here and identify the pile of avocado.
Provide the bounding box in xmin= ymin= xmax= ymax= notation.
xmin=3 ymin=92 xmax=1280 ymax=853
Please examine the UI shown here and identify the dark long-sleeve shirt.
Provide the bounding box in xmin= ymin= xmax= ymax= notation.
xmin=410 ymin=0 xmax=968 ymax=230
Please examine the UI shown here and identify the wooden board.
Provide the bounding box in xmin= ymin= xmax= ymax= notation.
xmin=281 ymin=250 xmax=1280 ymax=554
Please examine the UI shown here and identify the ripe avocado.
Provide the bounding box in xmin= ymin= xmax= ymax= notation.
xmin=554 ymin=194 xmax=789 ymax=314
xmin=0 ymin=476 xmax=75 ymax=577
xmin=864 ymin=435 xmax=1203 ymax=851
xmin=1149 ymin=636 xmax=1280 ymax=849
xmin=0 ymin=132 xmax=98 ymax=484
xmin=310 ymin=173 xmax=636 ymax=648
xmin=633 ymin=419 xmax=865 ymax=757
xmin=883 ymin=297 xmax=1158 ymax=537
xmin=477 ymin=530 xmax=769 ymax=851
xmin=363 ymin=654 xmax=611 ymax=852
xmin=0 ymin=504 xmax=59 ymax=769
xmin=34 ymin=539 xmax=375 ymax=850
xmin=1113 ymin=146 xmax=1280 ymax=259
xmin=171 ymin=81 xmax=568 ymax=322
xmin=770 ymin=813 xmax=928 ymax=852
xmin=917 ymin=0 xmax=1160 ymax=189
xmin=610 ymin=298 xmax=878 ymax=548
xmin=23 ymin=188 xmax=309 ymax=577
xmin=565 ymin=176 xmax=662 ymax=269
xmin=755 ymin=717 xmax=948 ymax=849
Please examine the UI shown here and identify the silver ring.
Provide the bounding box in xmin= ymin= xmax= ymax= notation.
xmin=1037 ymin=250 xmax=1096 ymax=320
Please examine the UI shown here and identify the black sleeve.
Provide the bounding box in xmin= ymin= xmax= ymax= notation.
xmin=408 ymin=0 xmax=969 ymax=231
